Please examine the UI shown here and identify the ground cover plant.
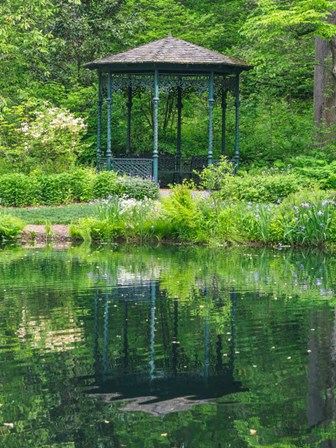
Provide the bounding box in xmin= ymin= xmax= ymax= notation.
xmin=2 ymin=203 xmax=99 ymax=225
xmin=0 ymin=215 xmax=25 ymax=241
xmin=0 ymin=169 xmax=159 ymax=206
xmin=65 ymin=182 xmax=336 ymax=248
xmin=2 ymin=158 xmax=336 ymax=247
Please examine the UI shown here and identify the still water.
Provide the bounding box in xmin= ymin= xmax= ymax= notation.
xmin=0 ymin=245 xmax=335 ymax=447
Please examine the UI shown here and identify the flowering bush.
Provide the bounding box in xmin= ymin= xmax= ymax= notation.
xmin=19 ymin=104 xmax=86 ymax=173
xmin=0 ymin=101 xmax=86 ymax=174
xmin=282 ymin=200 xmax=335 ymax=245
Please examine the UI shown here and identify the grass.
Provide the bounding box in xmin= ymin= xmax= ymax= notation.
xmin=0 ymin=203 xmax=98 ymax=224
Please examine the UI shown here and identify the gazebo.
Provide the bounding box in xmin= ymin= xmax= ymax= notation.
xmin=85 ymin=35 xmax=251 ymax=183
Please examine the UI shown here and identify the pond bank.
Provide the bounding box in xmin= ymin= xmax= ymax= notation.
xmin=22 ymin=224 xmax=71 ymax=244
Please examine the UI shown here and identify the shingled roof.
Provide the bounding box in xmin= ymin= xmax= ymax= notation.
xmin=85 ymin=36 xmax=251 ymax=73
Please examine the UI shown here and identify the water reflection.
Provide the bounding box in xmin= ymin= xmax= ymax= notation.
xmin=89 ymin=282 xmax=245 ymax=415
xmin=0 ymin=246 xmax=335 ymax=446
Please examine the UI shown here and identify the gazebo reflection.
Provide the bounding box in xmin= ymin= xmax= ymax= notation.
xmin=89 ymin=278 xmax=245 ymax=415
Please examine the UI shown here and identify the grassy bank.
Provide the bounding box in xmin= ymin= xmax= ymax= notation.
xmin=1 ymin=185 xmax=336 ymax=247
xmin=64 ymin=185 xmax=336 ymax=247
xmin=2 ymin=160 xmax=336 ymax=247
xmin=2 ymin=203 xmax=99 ymax=224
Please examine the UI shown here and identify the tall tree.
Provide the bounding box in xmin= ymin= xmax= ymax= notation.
xmin=243 ymin=0 xmax=336 ymax=127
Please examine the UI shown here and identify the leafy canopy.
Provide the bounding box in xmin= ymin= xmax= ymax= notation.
xmin=243 ymin=0 xmax=336 ymax=40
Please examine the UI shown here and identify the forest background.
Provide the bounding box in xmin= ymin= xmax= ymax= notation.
xmin=1 ymin=0 xmax=336 ymax=174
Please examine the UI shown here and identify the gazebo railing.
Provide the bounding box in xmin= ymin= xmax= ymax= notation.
xmin=99 ymin=157 xmax=153 ymax=178
xmin=98 ymin=156 xmax=219 ymax=185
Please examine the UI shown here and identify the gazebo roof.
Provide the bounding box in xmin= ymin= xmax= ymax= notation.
xmin=85 ymin=36 xmax=251 ymax=74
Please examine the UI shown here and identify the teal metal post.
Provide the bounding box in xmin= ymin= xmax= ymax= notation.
xmin=221 ymin=76 xmax=227 ymax=155
xmin=234 ymin=74 xmax=240 ymax=169
xmin=106 ymin=72 xmax=112 ymax=171
xmin=176 ymin=86 xmax=182 ymax=180
xmin=208 ymin=72 xmax=215 ymax=166
xmin=126 ymin=85 xmax=132 ymax=156
xmin=153 ymin=70 xmax=160 ymax=183
xmin=97 ymin=72 xmax=103 ymax=170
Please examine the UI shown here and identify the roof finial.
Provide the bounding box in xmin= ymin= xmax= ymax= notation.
xmin=168 ymin=31 xmax=172 ymax=38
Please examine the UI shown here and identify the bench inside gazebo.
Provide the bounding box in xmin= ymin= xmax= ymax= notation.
xmin=85 ymin=35 xmax=251 ymax=185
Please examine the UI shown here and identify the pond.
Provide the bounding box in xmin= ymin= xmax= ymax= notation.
xmin=0 ymin=245 xmax=335 ymax=447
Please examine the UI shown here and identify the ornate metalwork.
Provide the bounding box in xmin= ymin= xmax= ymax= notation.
xmin=96 ymin=70 xmax=240 ymax=177
xmin=100 ymin=158 xmax=153 ymax=179
xmin=100 ymin=73 xmax=237 ymax=96
xmin=106 ymin=74 xmax=154 ymax=93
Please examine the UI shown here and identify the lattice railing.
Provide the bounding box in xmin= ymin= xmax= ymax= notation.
xmin=99 ymin=158 xmax=153 ymax=179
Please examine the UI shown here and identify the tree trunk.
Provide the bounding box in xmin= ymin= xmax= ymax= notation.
xmin=314 ymin=11 xmax=336 ymax=129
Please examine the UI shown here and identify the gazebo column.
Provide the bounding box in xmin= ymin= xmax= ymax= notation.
xmin=221 ymin=76 xmax=227 ymax=155
xmin=234 ymin=73 xmax=240 ymax=169
xmin=153 ymin=70 xmax=160 ymax=183
xmin=176 ymin=86 xmax=182 ymax=181
xmin=106 ymin=71 xmax=112 ymax=171
xmin=208 ymin=72 xmax=215 ymax=166
xmin=97 ymin=72 xmax=103 ymax=169
xmin=126 ymin=85 xmax=133 ymax=157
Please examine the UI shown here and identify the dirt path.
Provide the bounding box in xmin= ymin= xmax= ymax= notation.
xmin=22 ymin=224 xmax=71 ymax=244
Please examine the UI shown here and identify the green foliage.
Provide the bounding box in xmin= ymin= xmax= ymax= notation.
xmin=0 ymin=101 xmax=87 ymax=174
xmin=6 ymin=203 xmax=99 ymax=225
xmin=0 ymin=246 xmax=335 ymax=446
xmin=92 ymin=171 xmax=119 ymax=199
xmin=0 ymin=170 xmax=158 ymax=206
xmin=292 ymin=160 xmax=336 ymax=189
xmin=0 ymin=215 xmax=25 ymax=241
xmin=244 ymin=0 xmax=336 ymax=41
xmin=70 ymin=217 xmax=125 ymax=242
xmin=201 ymin=161 xmax=317 ymax=203
xmin=161 ymin=182 xmax=202 ymax=241
xmin=68 ymin=185 xmax=336 ymax=247
xmin=116 ymin=176 xmax=159 ymax=200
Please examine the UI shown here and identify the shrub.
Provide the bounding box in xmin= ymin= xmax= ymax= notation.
xmin=116 ymin=176 xmax=159 ymax=200
xmin=92 ymin=171 xmax=119 ymax=199
xmin=293 ymin=161 xmax=336 ymax=189
xmin=0 ymin=215 xmax=25 ymax=241
xmin=161 ymin=183 xmax=201 ymax=241
xmin=0 ymin=169 xmax=158 ymax=206
xmin=70 ymin=217 xmax=126 ymax=242
xmin=93 ymin=173 xmax=159 ymax=201
xmin=200 ymin=158 xmax=318 ymax=203
xmin=0 ymin=101 xmax=87 ymax=174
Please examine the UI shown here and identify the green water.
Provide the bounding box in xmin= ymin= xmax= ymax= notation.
xmin=0 ymin=245 xmax=335 ymax=447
